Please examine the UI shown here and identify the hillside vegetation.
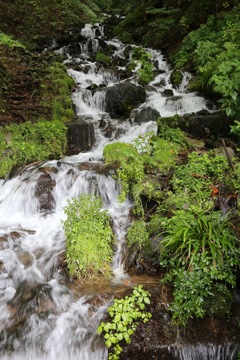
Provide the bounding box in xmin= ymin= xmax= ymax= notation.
xmin=0 ymin=0 xmax=104 ymax=46
xmin=114 ymin=0 xmax=240 ymax=119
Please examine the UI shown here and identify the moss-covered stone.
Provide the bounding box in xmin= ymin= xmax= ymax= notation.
xmin=170 ymin=70 xmax=183 ymax=88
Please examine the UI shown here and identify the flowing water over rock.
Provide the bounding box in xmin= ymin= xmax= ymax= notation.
xmin=0 ymin=21 xmax=237 ymax=360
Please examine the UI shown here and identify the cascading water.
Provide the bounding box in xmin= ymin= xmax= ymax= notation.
xmin=0 ymin=20 xmax=234 ymax=360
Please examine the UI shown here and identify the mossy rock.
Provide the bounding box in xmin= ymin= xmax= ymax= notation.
xmin=170 ymin=70 xmax=183 ymax=88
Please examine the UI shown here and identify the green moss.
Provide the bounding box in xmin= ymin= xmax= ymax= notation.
xmin=41 ymin=62 xmax=75 ymax=122
xmin=95 ymin=52 xmax=111 ymax=64
xmin=0 ymin=120 xmax=67 ymax=178
xmin=103 ymin=133 xmax=180 ymax=215
xmin=0 ymin=32 xmax=26 ymax=48
xmin=103 ymin=142 xmax=137 ymax=165
xmin=170 ymin=70 xmax=183 ymax=88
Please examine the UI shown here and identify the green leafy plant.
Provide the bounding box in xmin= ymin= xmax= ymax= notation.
xmin=166 ymin=150 xmax=229 ymax=211
xmin=127 ymin=220 xmax=149 ymax=248
xmin=158 ymin=207 xmax=239 ymax=326
xmin=172 ymin=6 xmax=240 ymax=118
xmin=163 ymin=254 xmax=235 ymax=326
xmin=157 ymin=118 xmax=188 ymax=147
xmin=103 ymin=142 xmax=137 ymax=165
xmin=63 ymin=194 xmax=114 ymax=278
xmin=98 ymin=285 xmax=152 ymax=360
xmin=159 ymin=208 xmax=240 ymax=270
xmin=103 ymin=140 xmax=147 ymax=215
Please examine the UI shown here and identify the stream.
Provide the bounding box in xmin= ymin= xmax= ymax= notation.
xmin=0 ymin=20 xmax=238 ymax=360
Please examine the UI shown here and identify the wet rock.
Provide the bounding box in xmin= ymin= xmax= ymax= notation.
xmin=214 ymin=146 xmax=235 ymax=159
xmin=162 ymin=89 xmax=174 ymax=97
xmin=0 ymin=236 xmax=8 ymax=249
xmin=66 ymin=119 xmax=95 ymax=155
xmin=132 ymin=107 xmax=160 ymax=123
xmin=17 ymin=249 xmax=34 ymax=268
xmin=179 ymin=111 xmax=231 ymax=138
xmin=34 ymin=173 xmax=56 ymax=213
xmin=166 ymin=95 xmax=182 ymax=104
xmin=187 ymin=138 xmax=205 ymax=149
xmin=38 ymin=166 xmax=58 ymax=175
xmin=9 ymin=231 xmax=21 ymax=239
xmin=123 ymin=45 xmax=133 ymax=60
xmin=76 ymin=162 xmax=118 ymax=175
xmin=99 ymin=118 xmax=115 ymax=138
xmin=7 ymin=282 xmax=57 ymax=323
xmin=105 ymin=82 xmax=146 ymax=118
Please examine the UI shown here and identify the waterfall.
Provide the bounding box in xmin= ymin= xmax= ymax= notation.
xmin=0 ymin=21 xmax=234 ymax=360
xmin=171 ymin=342 xmax=239 ymax=360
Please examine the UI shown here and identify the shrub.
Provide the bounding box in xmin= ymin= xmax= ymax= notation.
xmin=63 ymin=194 xmax=114 ymax=278
xmin=159 ymin=208 xmax=239 ymax=270
xmin=103 ymin=141 xmax=146 ymax=215
xmin=103 ymin=142 xmax=137 ymax=165
xmin=166 ymin=150 xmax=229 ymax=211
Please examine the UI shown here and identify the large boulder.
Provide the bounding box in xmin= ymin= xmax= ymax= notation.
xmin=160 ymin=111 xmax=231 ymax=139
xmin=105 ymin=82 xmax=146 ymax=118
xmin=66 ymin=119 xmax=95 ymax=155
xmin=179 ymin=111 xmax=231 ymax=138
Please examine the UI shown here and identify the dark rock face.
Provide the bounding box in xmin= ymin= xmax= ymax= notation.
xmin=34 ymin=174 xmax=56 ymax=213
xmin=178 ymin=111 xmax=231 ymax=138
xmin=132 ymin=107 xmax=160 ymax=123
xmin=162 ymin=89 xmax=174 ymax=97
xmin=66 ymin=120 xmax=95 ymax=155
xmin=105 ymin=82 xmax=146 ymax=118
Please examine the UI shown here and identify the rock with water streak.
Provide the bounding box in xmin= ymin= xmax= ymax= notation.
xmin=34 ymin=173 xmax=56 ymax=213
xmin=66 ymin=119 xmax=95 ymax=155
xmin=105 ymin=82 xmax=146 ymax=118
xmin=132 ymin=107 xmax=160 ymax=123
